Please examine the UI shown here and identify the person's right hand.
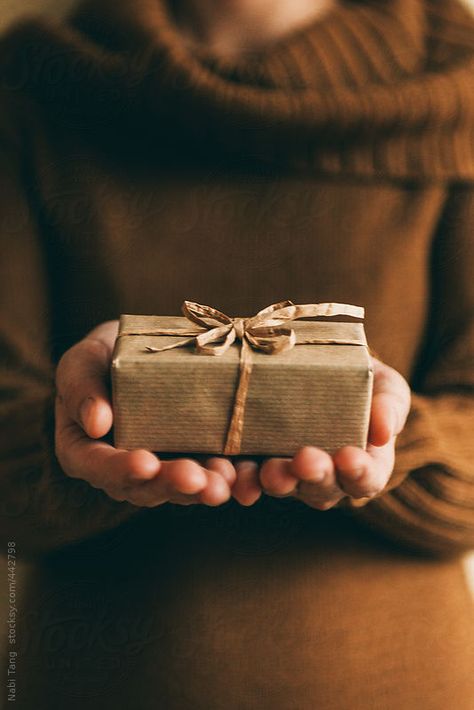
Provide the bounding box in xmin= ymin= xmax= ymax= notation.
xmin=54 ymin=320 xmax=236 ymax=508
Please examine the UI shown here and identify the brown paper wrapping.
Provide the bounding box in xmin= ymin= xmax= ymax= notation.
xmin=111 ymin=313 xmax=373 ymax=457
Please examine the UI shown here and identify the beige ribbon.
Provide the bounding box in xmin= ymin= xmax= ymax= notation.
xmin=118 ymin=300 xmax=367 ymax=455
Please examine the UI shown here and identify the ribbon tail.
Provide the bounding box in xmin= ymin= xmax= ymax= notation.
xmin=296 ymin=337 xmax=367 ymax=346
xmin=223 ymin=337 xmax=253 ymax=456
xmin=145 ymin=336 xmax=196 ymax=353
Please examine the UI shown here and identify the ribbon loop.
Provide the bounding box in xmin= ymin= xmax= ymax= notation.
xmin=182 ymin=300 xmax=233 ymax=329
xmin=246 ymin=326 xmax=297 ymax=354
xmin=195 ymin=324 xmax=236 ymax=355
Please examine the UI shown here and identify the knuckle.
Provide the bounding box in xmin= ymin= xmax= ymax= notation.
xmin=56 ymin=342 xmax=82 ymax=373
xmin=56 ymin=338 xmax=108 ymax=391
xmin=55 ymin=355 xmax=82 ymax=405
xmin=81 ymin=336 xmax=109 ymax=361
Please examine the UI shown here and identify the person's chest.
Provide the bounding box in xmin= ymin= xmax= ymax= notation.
xmin=35 ymin=145 xmax=447 ymax=377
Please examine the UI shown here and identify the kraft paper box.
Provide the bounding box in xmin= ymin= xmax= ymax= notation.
xmin=111 ymin=304 xmax=374 ymax=457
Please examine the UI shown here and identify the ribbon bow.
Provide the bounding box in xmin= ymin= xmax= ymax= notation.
xmin=118 ymin=300 xmax=366 ymax=455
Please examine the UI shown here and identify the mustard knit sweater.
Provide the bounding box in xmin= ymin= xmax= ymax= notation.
xmin=0 ymin=1 xmax=473 ymax=708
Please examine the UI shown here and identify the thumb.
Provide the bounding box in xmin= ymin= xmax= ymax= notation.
xmin=368 ymin=358 xmax=411 ymax=447
xmin=55 ymin=324 xmax=118 ymax=439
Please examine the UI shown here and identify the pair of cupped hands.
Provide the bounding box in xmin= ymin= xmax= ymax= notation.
xmin=55 ymin=321 xmax=411 ymax=510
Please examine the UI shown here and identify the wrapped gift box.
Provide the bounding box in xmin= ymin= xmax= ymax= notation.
xmin=110 ymin=302 xmax=373 ymax=457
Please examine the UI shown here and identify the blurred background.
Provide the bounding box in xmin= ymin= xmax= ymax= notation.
xmin=0 ymin=0 xmax=472 ymax=592
xmin=0 ymin=0 xmax=76 ymax=28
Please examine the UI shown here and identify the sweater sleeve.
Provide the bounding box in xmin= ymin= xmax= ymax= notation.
xmin=344 ymin=185 xmax=474 ymax=557
xmin=0 ymin=94 xmax=141 ymax=558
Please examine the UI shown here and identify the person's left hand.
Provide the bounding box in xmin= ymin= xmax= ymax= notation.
xmin=232 ymin=357 xmax=411 ymax=510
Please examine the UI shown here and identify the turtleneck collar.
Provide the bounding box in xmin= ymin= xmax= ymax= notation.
xmin=2 ymin=0 xmax=474 ymax=180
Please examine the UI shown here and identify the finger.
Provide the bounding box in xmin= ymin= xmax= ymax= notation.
xmin=203 ymin=457 xmax=237 ymax=487
xmin=196 ymin=468 xmax=232 ymax=506
xmin=56 ymin=394 xmax=217 ymax=509
xmin=115 ymin=458 xmax=213 ymax=508
xmin=259 ymin=457 xmax=298 ymax=496
xmin=59 ymin=438 xmax=162 ymax=491
xmin=290 ymin=446 xmax=334 ymax=483
xmin=333 ymin=444 xmax=394 ymax=499
xmin=128 ymin=459 xmax=230 ymax=507
xmin=289 ymin=445 xmax=344 ymax=509
xmin=296 ymin=485 xmax=345 ymax=510
xmin=232 ymin=460 xmax=262 ymax=506
xmin=159 ymin=458 xmax=212 ymax=496
xmin=56 ymin=394 xmax=163 ymax=486
xmin=368 ymin=358 xmax=411 ymax=447
xmin=56 ymin=336 xmax=115 ymax=439
xmin=80 ymin=396 xmax=114 ymax=441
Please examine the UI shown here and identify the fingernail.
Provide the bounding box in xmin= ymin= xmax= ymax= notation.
xmin=80 ymin=396 xmax=95 ymax=429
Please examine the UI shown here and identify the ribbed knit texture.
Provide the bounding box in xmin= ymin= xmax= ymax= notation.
xmin=1 ymin=0 xmax=473 ymax=553
xmin=2 ymin=0 xmax=474 ymax=178
xmin=1 ymin=2 xmax=474 ymax=708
